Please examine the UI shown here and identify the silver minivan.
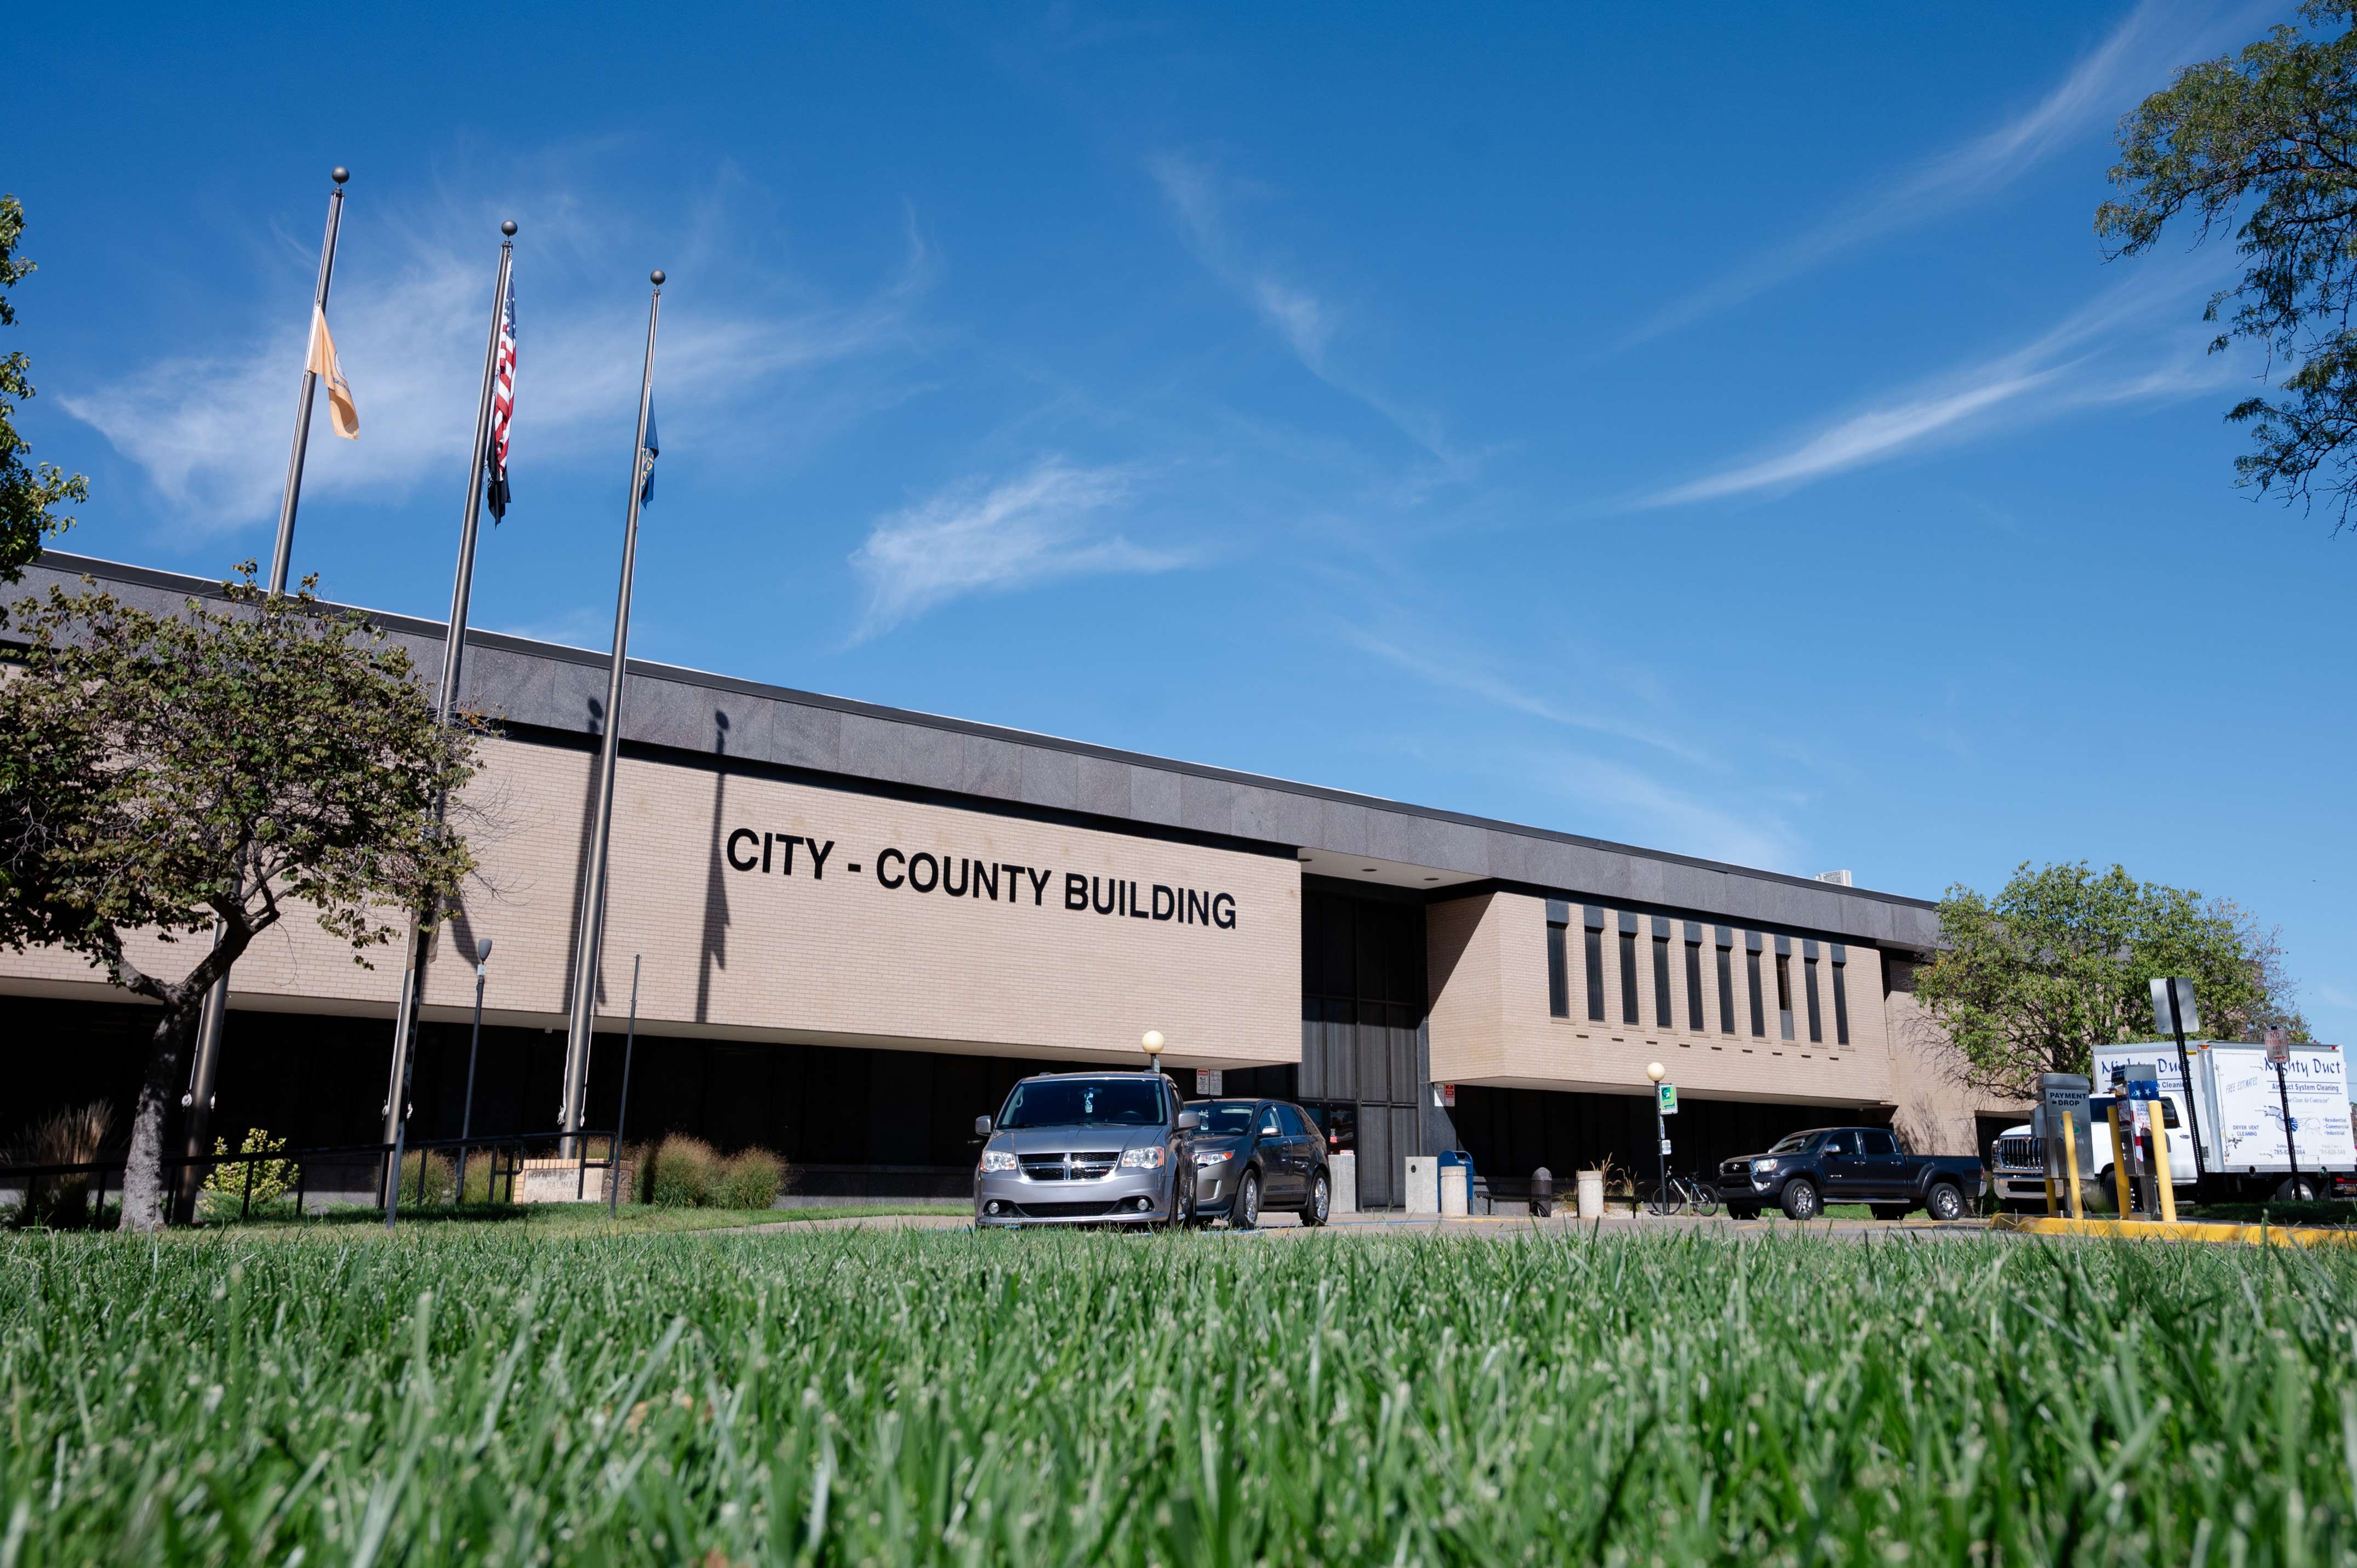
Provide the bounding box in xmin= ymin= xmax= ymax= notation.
xmin=973 ymin=1071 xmax=1200 ymax=1228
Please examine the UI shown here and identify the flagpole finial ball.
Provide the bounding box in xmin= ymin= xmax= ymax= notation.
xmin=332 ymin=167 xmax=349 ymax=185
xmin=501 ymin=220 xmax=518 ymax=237
xmin=650 ymin=269 xmax=666 ymax=287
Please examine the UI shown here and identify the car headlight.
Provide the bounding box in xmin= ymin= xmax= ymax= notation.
xmin=980 ymin=1150 xmax=1018 ymax=1172
xmin=1195 ymin=1149 xmax=1234 ymax=1166
xmin=1754 ymin=1159 xmax=1777 ymax=1174
xmin=1119 ymin=1146 xmax=1167 ymax=1169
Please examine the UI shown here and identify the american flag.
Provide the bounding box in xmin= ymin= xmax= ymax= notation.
xmin=486 ymin=282 xmax=517 ymax=519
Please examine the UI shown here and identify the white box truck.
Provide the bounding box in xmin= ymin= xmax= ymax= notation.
xmin=1988 ymin=1040 xmax=2352 ymax=1206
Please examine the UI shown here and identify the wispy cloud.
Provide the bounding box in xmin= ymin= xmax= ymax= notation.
xmin=1643 ymin=260 xmax=2239 ymax=507
xmin=1150 ymin=152 xmax=1479 ymax=482
xmin=62 ymin=186 xmax=933 ymax=533
xmin=1621 ymin=1 xmax=2263 ymax=348
xmin=1335 ymin=621 xmax=1713 ymax=767
xmin=848 ymin=457 xmax=1187 ymax=637
xmin=1491 ymin=744 xmax=1799 ymax=872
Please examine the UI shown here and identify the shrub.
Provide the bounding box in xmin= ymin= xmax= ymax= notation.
xmin=647 ymin=1136 xmax=719 ymax=1208
xmin=395 ymin=1151 xmax=456 ymax=1206
xmin=712 ymin=1148 xmax=786 ymax=1210
xmin=9 ymin=1102 xmax=116 ymax=1227
xmin=203 ymin=1127 xmax=299 ymax=1206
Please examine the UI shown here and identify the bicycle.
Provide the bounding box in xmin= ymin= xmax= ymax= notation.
xmin=1644 ymin=1171 xmax=1721 ymax=1217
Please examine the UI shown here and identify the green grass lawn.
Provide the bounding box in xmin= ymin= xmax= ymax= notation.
xmin=4 ymin=1227 xmax=2353 ymax=1564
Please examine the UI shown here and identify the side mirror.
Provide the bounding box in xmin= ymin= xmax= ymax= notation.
xmin=973 ymin=1115 xmax=993 ymax=1138
xmin=1177 ymin=1111 xmax=1200 ymax=1132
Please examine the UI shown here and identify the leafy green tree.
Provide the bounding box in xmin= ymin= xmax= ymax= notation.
xmin=2099 ymin=3 xmax=2357 ymax=523
xmin=1916 ymin=861 xmax=2305 ymax=1102
xmin=0 ymin=194 xmax=88 ymax=586
xmin=0 ymin=567 xmax=479 ymax=1231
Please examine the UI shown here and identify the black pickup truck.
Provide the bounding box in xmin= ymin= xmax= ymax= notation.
xmin=1716 ymin=1126 xmax=1982 ymax=1221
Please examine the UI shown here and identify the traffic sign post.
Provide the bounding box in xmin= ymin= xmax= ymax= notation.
xmin=2151 ymin=977 xmax=2208 ymax=1189
xmin=2265 ymin=1027 xmax=2303 ymax=1195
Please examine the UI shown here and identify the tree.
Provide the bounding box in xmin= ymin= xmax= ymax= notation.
xmin=0 ymin=567 xmax=479 ymax=1231
xmin=0 ymin=194 xmax=88 ymax=587
xmin=2099 ymin=3 xmax=2357 ymax=524
xmin=1915 ymin=861 xmax=2305 ymax=1102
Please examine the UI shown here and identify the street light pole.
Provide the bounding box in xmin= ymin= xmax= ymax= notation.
xmin=455 ymin=940 xmax=492 ymax=1204
xmin=1646 ymin=1061 xmax=1668 ymax=1217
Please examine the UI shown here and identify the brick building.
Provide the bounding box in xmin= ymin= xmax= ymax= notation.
xmin=2 ymin=554 xmax=2015 ymax=1204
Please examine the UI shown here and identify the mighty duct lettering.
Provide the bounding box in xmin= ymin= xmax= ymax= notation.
xmin=722 ymin=826 xmax=1239 ymax=930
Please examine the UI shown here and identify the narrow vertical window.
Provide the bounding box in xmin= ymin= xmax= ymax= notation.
xmin=1774 ymin=935 xmax=1795 ymax=1040
xmin=1545 ymin=901 xmax=1569 ymax=1019
xmin=1651 ymin=917 xmax=1674 ymax=1031
xmin=1831 ymin=944 xmax=1851 ymax=1045
xmin=1744 ymin=931 xmax=1766 ymax=1038
xmin=1617 ymin=913 xmax=1640 ymax=1025
xmin=1583 ymin=907 xmax=1606 ymax=1022
xmin=1714 ymin=927 xmax=1736 ymax=1035
xmin=1684 ymin=923 xmax=1705 ymax=1032
xmin=1803 ymin=939 xmax=1823 ymax=1042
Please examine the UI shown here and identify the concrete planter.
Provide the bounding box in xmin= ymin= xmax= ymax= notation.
xmin=516 ymin=1158 xmax=634 ymax=1206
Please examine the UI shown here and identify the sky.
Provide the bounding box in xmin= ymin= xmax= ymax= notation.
xmin=12 ymin=2 xmax=2355 ymax=1038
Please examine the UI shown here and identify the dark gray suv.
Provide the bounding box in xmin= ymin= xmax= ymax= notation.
xmin=973 ymin=1072 xmax=1200 ymax=1228
xmin=1185 ymin=1098 xmax=1333 ymax=1229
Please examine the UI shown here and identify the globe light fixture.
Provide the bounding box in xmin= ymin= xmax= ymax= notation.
xmin=1646 ymin=1061 xmax=1666 ymax=1084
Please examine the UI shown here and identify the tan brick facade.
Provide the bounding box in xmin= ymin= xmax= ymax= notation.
xmin=0 ymin=733 xmax=1304 ymax=1073
xmin=1426 ymin=890 xmax=1990 ymax=1130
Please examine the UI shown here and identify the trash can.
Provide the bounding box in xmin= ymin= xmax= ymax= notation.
xmin=1438 ymin=1150 xmax=1473 ymax=1217
xmin=1576 ymin=1168 xmax=1604 ymax=1220
xmin=1531 ymin=1166 xmax=1554 ymax=1218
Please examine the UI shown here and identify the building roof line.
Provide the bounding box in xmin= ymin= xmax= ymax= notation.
xmin=19 ymin=550 xmax=1938 ymax=919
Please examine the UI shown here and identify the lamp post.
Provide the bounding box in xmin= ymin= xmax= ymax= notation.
xmin=1141 ymin=1030 xmax=1166 ymax=1073
xmin=1646 ymin=1062 xmax=1668 ymax=1217
xmin=455 ymin=940 xmax=491 ymax=1204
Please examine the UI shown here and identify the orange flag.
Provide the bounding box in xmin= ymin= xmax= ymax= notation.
xmin=305 ymin=304 xmax=359 ymax=438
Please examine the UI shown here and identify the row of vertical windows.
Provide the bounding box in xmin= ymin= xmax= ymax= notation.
xmin=1543 ymin=903 xmax=1851 ymax=1045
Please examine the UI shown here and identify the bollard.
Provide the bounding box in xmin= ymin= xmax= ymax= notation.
xmin=1576 ymin=1169 xmax=1604 ymax=1221
xmin=2110 ymin=1103 xmax=2136 ymax=1218
xmin=2062 ymin=1117 xmax=2085 ymax=1220
xmin=1532 ymin=1166 xmax=1554 ymax=1218
xmin=2150 ymin=1115 xmax=2178 ymax=1223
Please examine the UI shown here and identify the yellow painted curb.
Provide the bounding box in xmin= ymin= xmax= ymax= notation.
xmin=1989 ymin=1214 xmax=2357 ymax=1247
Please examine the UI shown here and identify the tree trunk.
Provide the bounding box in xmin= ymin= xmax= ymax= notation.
xmin=117 ymin=999 xmax=196 ymax=1233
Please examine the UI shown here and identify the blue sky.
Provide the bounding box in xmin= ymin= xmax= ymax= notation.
xmin=14 ymin=3 xmax=2355 ymax=1036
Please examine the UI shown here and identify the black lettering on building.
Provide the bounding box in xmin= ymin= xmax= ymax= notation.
xmin=1091 ymin=875 xmax=1117 ymax=915
xmin=1151 ymin=884 xmax=1175 ymax=921
xmin=943 ymin=856 xmax=970 ymax=897
xmin=1184 ymin=889 xmax=1208 ymax=926
xmin=909 ymin=851 xmax=939 ymax=893
xmin=727 ymin=828 xmax=759 ymax=872
xmin=806 ymin=839 xmax=832 ymax=880
xmin=877 ymin=847 xmax=906 ymax=889
xmin=1128 ymin=879 xmax=1149 ymax=919
xmin=1065 ymin=872 xmax=1088 ymax=910
xmin=776 ymin=834 xmax=801 ymax=875
xmin=972 ymin=861 xmax=999 ymax=901
xmin=1029 ymin=867 xmax=1052 ymax=906
xmin=1212 ymin=892 xmax=1237 ymax=930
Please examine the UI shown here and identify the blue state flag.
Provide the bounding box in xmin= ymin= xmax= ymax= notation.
xmin=638 ymin=405 xmax=660 ymax=505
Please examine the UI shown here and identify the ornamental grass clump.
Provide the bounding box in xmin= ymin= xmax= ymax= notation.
xmin=710 ymin=1147 xmax=785 ymax=1210
xmin=646 ymin=1134 xmax=718 ymax=1207
xmin=6 ymin=1101 xmax=113 ymax=1227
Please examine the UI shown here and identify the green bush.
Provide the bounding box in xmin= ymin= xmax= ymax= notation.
xmin=647 ymin=1136 xmax=718 ymax=1208
xmin=203 ymin=1126 xmax=299 ymax=1207
xmin=712 ymin=1148 xmax=786 ymax=1210
xmin=395 ymin=1150 xmax=456 ymax=1206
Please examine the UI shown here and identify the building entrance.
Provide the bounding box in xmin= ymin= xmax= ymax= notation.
xmin=1297 ymin=883 xmax=1426 ymax=1208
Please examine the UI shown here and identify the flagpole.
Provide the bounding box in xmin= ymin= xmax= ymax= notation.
xmin=380 ymin=221 xmax=519 ymax=1221
xmin=173 ymin=165 xmax=349 ymax=1224
xmin=559 ymin=269 xmax=665 ymax=1154
xmin=268 ymin=166 xmax=350 ymax=597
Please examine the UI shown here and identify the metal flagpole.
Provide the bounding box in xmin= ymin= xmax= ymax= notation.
xmin=381 ymin=221 xmax=520 ymax=1223
xmin=269 ymin=167 xmax=351 ymax=597
xmin=559 ymin=270 xmax=665 ymax=1155
xmin=610 ymin=955 xmax=641 ymax=1217
xmin=175 ymin=165 xmax=350 ymax=1225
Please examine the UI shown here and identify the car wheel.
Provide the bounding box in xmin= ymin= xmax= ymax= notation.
xmin=1926 ymin=1182 xmax=1965 ymax=1222
xmin=1300 ymin=1169 xmax=1331 ymax=1227
xmin=1234 ymin=1169 xmax=1262 ymax=1231
xmin=1780 ymin=1178 xmax=1821 ymax=1222
xmin=2275 ymin=1175 xmax=2322 ymax=1203
xmin=1727 ymin=1204 xmax=1760 ymax=1220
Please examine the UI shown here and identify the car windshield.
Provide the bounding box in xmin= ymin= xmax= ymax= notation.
xmin=999 ymin=1078 xmax=1166 ymax=1129
xmin=1767 ymin=1132 xmax=1817 ymax=1155
xmin=1191 ymin=1102 xmax=1258 ymax=1135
